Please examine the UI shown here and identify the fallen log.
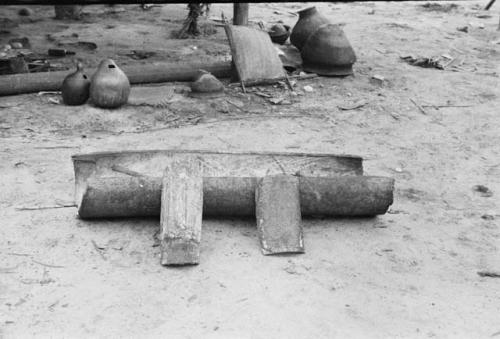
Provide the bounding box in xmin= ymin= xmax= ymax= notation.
xmin=77 ymin=175 xmax=394 ymax=219
xmin=0 ymin=61 xmax=232 ymax=96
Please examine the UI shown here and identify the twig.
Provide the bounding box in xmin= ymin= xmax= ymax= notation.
xmin=0 ymin=103 xmax=23 ymax=109
xmin=409 ymin=98 xmax=427 ymax=115
xmin=421 ymin=104 xmax=472 ymax=108
xmin=34 ymin=145 xmax=79 ymax=149
xmin=91 ymin=240 xmax=107 ymax=260
xmin=284 ymin=73 xmax=294 ymax=91
xmin=7 ymin=252 xmax=31 ymax=257
xmin=272 ymin=156 xmax=287 ymax=174
xmin=338 ymin=100 xmax=367 ymax=111
xmin=478 ymin=271 xmax=500 ymax=278
xmin=16 ymin=204 xmax=76 ymax=211
xmin=31 ymin=259 xmax=65 ymax=269
xmin=210 ymin=114 xmax=308 ymax=124
xmin=225 ymin=99 xmax=244 ymax=111
xmin=229 ymin=74 xmax=318 ymax=87
xmin=216 ymin=136 xmax=234 ymax=147
xmin=111 ymin=164 xmax=147 ymax=177
xmin=485 ymin=0 xmax=496 ymax=10
xmin=0 ymin=265 xmax=19 ymax=273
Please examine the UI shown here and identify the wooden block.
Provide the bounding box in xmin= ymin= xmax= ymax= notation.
xmin=255 ymin=175 xmax=304 ymax=255
xmin=160 ymin=158 xmax=203 ymax=266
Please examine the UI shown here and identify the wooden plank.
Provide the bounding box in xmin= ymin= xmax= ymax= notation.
xmin=255 ymin=175 xmax=303 ymax=255
xmin=160 ymin=158 xmax=203 ymax=266
xmin=77 ymin=175 xmax=393 ymax=219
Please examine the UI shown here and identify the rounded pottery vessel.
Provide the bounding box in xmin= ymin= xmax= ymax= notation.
xmin=90 ymin=58 xmax=130 ymax=108
xmin=190 ymin=70 xmax=224 ymax=98
xmin=268 ymin=24 xmax=291 ymax=45
xmin=301 ymin=23 xmax=357 ymax=76
xmin=290 ymin=6 xmax=330 ymax=51
xmin=61 ymin=62 xmax=90 ymax=106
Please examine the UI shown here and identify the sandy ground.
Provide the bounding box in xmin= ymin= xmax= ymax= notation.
xmin=1 ymin=1 xmax=500 ymax=338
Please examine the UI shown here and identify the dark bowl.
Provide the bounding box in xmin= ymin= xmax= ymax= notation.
xmin=269 ymin=25 xmax=291 ymax=45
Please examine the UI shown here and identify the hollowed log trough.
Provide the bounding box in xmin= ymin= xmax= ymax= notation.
xmin=73 ymin=149 xmax=394 ymax=219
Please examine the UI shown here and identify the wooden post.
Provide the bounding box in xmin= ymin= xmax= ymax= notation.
xmin=160 ymin=158 xmax=203 ymax=266
xmin=233 ymin=3 xmax=249 ymax=26
xmin=256 ymin=175 xmax=304 ymax=255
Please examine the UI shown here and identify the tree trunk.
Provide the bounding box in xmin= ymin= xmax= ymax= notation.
xmin=54 ymin=5 xmax=82 ymax=20
xmin=233 ymin=3 xmax=249 ymax=25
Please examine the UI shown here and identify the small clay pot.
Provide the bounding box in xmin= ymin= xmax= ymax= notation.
xmin=61 ymin=62 xmax=90 ymax=105
xmin=189 ymin=70 xmax=224 ymax=98
xmin=301 ymin=24 xmax=357 ymax=76
xmin=269 ymin=24 xmax=291 ymax=45
xmin=290 ymin=6 xmax=330 ymax=51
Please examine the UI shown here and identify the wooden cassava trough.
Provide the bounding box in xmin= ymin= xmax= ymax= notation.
xmin=72 ymin=149 xmax=394 ymax=219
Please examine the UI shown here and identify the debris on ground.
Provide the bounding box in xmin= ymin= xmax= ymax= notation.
xmin=400 ymin=55 xmax=448 ymax=70
xmin=338 ymin=99 xmax=367 ymax=111
xmin=370 ymin=74 xmax=385 ymax=85
xmin=303 ymin=85 xmax=314 ymax=93
xmin=473 ymin=185 xmax=493 ymax=197
xmin=48 ymin=48 xmax=75 ymax=57
xmin=419 ymin=2 xmax=459 ymax=12
xmin=125 ymin=50 xmax=156 ymax=60
xmin=477 ymin=271 xmax=500 ymax=278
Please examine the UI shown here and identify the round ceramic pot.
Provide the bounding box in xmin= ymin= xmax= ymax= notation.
xmin=301 ymin=24 xmax=357 ymax=76
xmin=61 ymin=63 xmax=90 ymax=105
xmin=269 ymin=24 xmax=291 ymax=45
xmin=290 ymin=6 xmax=330 ymax=51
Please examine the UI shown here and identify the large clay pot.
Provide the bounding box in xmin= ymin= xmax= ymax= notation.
xmin=301 ymin=24 xmax=357 ymax=77
xmin=290 ymin=6 xmax=330 ymax=51
xmin=61 ymin=62 xmax=90 ymax=106
xmin=90 ymin=59 xmax=130 ymax=108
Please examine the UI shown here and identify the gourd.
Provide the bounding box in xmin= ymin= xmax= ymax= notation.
xmin=61 ymin=61 xmax=90 ymax=106
xmin=90 ymin=59 xmax=130 ymax=108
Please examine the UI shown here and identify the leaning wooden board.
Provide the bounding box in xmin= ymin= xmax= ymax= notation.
xmin=225 ymin=25 xmax=285 ymax=85
xmin=73 ymin=149 xmax=363 ymax=216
